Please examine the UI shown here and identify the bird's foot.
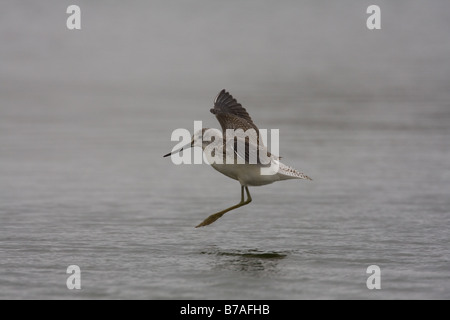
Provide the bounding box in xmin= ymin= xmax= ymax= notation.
xmin=195 ymin=212 xmax=226 ymax=228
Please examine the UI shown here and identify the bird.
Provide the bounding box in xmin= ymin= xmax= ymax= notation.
xmin=164 ymin=89 xmax=311 ymax=228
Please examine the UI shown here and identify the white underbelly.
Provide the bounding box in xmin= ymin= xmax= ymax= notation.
xmin=210 ymin=163 xmax=281 ymax=186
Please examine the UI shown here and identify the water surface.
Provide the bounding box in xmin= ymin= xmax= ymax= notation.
xmin=1 ymin=1 xmax=449 ymax=299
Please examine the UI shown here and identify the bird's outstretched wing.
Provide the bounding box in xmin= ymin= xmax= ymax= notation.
xmin=210 ymin=89 xmax=259 ymax=133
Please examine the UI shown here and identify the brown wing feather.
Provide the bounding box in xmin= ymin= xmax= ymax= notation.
xmin=209 ymin=90 xmax=272 ymax=159
xmin=210 ymin=89 xmax=259 ymax=132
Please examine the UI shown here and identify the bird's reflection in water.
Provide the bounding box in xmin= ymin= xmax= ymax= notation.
xmin=201 ymin=247 xmax=288 ymax=275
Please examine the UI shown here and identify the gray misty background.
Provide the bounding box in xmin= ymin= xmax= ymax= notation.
xmin=1 ymin=1 xmax=449 ymax=299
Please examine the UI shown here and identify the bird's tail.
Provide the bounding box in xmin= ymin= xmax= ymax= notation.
xmin=278 ymin=162 xmax=312 ymax=180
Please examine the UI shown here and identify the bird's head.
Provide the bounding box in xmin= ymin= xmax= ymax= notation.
xmin=163 ymin=128 xmax=222 ymax=158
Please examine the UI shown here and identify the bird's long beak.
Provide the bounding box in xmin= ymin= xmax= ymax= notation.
xmin=163 ymin=142 xmax=192 ymax=158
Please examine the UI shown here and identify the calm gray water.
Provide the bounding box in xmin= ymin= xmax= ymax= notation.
xmin=1 ymin=1 xmax=449 ymax=299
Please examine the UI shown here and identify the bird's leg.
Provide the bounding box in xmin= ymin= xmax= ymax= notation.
xmin=244 ymin=186 xmax=252 ymax=203
xmin=195 ymin=185 xmax=252 ymax=228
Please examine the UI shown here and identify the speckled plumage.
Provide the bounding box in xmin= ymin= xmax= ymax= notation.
xmin=164 ymin=89 xmax=311 ymax=227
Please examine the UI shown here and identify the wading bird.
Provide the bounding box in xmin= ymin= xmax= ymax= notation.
xmin=164 ymin=90 xmax=311 ymax=227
